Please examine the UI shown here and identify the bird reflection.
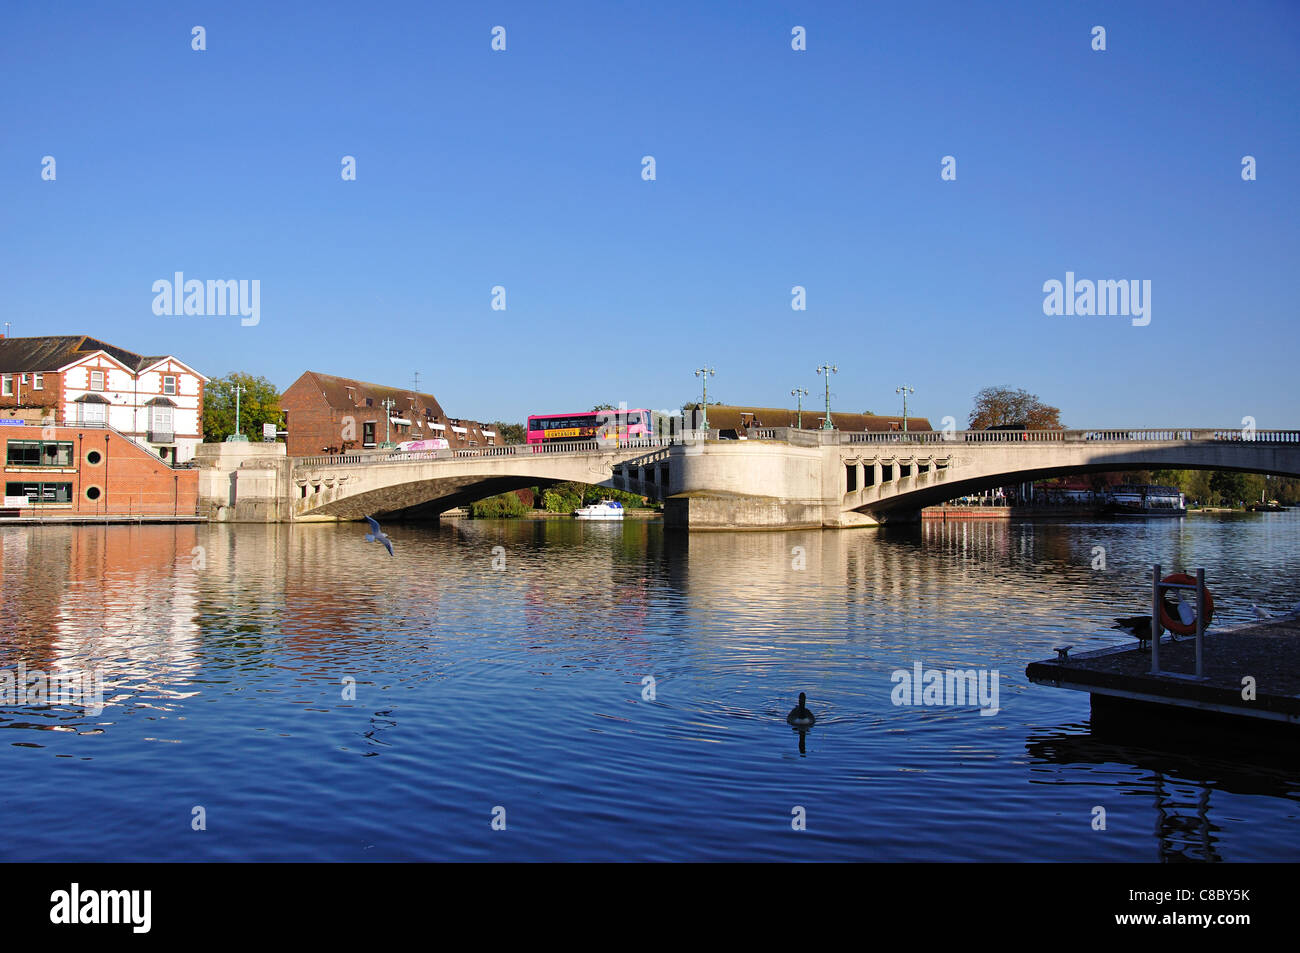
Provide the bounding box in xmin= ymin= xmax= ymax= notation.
xmin=362 ymin=707 xmax=398 ymax=755
xmin=791 ymin=724 xmax=810 ymax=755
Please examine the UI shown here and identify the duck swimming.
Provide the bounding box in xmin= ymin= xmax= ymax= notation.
xmin=786 ymin=692 xmax=815 ymax=727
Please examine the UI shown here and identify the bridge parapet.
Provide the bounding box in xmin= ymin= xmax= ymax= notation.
xmin=842 ymin=428 xmax=1300 ymax=445
xmin=291 ymin=435 xmax=699 ymax=470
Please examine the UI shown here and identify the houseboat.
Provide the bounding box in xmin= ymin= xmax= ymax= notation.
xmin=1101 ymin=484 xmax=1186 ymax=517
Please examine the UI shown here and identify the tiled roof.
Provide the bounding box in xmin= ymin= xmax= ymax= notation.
xmin=690 ymin=404 xmax=933 ymax=433
xmin=0 ymin=335 xmax=159 ymax=373
xmin=299 ymin=371 xmax=449 ymax=419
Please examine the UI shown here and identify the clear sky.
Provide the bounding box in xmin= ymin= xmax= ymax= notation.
xmin=3 ymin=0 xmax=1297 ymax=428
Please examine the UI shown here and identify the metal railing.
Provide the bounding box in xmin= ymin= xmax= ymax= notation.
xmin=293 ymin=435 xmax=708 ymax=468
xmin=290 ymin=426 xmax=1300 ymax=468
xmin=32 ymin=417 xmax=198 ymax=470
xmin=843 ymin=428 xmax=1300 ymax=445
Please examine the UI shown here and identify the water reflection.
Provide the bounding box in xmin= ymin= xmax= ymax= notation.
xmin=0 ymin=513 xmax=1296 ymax=860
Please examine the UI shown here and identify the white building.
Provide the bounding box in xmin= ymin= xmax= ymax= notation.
xmin=0 ymin=335 xmax=206 ymax=464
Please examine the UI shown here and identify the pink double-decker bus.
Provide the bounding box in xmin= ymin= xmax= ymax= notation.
xmin=526 ymin=409 xmax=655 ymax=446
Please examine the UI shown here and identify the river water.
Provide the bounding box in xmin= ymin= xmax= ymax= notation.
xmin=1 ymin=512 xmax=1297 ymax=861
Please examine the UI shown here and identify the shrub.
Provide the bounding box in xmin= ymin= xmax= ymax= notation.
xmin=469 ymin=492 xmax=530 ymax=518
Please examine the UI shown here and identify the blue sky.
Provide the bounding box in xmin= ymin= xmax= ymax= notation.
xmin=3 ymin=0 xmax=1297 ymax=428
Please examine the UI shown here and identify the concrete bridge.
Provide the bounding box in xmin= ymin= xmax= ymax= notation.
xmin=195 ymin=427 xmax=1300 ymax=528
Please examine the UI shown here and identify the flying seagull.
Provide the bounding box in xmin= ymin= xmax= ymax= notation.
xmin=364 ymin=515 xmax=394 ymax=556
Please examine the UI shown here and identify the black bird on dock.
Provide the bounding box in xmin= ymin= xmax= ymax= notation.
xmin=787 ymin=693 xmax=816 ymax=727
xmin=1112 ymin=615 xmax=1153 ymax=648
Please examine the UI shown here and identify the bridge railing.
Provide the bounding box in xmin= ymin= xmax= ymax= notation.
xmin=292 ymin=427 xmax=1300 ymax=467
xmin=293 ymin=435 xmax=694 ymax=468
xmin=843 ymin=428 xmax=1300 ymax=445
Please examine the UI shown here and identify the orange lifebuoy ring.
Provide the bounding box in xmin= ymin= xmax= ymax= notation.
xmin=1158 ymin=572 xmax=1214 ymax=635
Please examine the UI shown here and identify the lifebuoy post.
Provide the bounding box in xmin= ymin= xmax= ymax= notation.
xmin=1150 ymin=564 xmax=1163 ymax=674
xmin=1150 ymin=566 xmax=1212 ymax=678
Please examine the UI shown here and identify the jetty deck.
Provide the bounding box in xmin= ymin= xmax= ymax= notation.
xmin=1026 ymin=616 xmax=1300 ymax=734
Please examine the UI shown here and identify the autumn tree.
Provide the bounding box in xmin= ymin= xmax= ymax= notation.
xmin=968 ymin=386 xmax=1063 ymax=430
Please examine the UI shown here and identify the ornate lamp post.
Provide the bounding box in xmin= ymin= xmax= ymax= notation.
xmin=896 ymin=384 xmax=915 ymax=433
xmin=816 ymin=364 xmax=837 ymax=430
xmin=693 ymin=367 xmax=715 ymax=431
xmin=225 ymin=382 xmax=248 ymax=442
xmin=380 ymin=398 xmax=397 ymax=448
xmin=791 ymin=387 xmax=809 ymax=429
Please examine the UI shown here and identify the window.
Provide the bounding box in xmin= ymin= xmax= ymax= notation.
xmin=149 ymin=405 xmax=174 ymax=440
xmin=363 ymin=421 xmax=376 ymax=447
xmin=89 ymin=370 xmax=104 ymax=391
xmin=79 ymin=402 xmax=106 ymax=425
xmin=163 ymin=375 xmax=177 ymax=395
xmin=1 ymin=376 xmax=11 ymax=396
xmin=6 ymin=481 xmax=72 ymax=503
xmin=32 ymin=374 xmax=42 ymax=391
xmin=6 ymin=440 xmax=73 ymax=467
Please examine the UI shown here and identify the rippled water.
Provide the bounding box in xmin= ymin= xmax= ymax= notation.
xmin=1 ymin=512 xmax=1297 ymax=861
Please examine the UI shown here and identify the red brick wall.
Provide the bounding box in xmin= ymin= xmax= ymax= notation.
xmin=2 ymin=427 xmax=198 ymax=516
xmin=0 ymin=371 xmax=62 ymax=418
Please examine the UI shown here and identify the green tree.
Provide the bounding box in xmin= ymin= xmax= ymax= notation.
xmin=488 ymin=421 xmax=526 ymax=444
xmin=1209 ymin=470 xmax=1249 ymax=505
xmin=203 ymin=373 xmax=281 ymax=442
xmin=968 ymin=386 xmax=1063 ymax=430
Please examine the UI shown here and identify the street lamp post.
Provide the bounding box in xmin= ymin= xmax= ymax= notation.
xmin=791 ymin=387 xmax=809 ymax=429
xmin=693 ymin=367 xmax=715 ymax=432
xmin=896 ymin=384 xmax=915 ymax=433
xmin=380 ymin=398 xmax=397 ymax=448
xmin=816 ymin=364 xmax=837 ymax=430
xmin=225 ymin=382 xmax=248 ymax=442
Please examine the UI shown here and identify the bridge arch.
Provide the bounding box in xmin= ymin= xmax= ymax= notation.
xmin=845 ymin=442 xmax=1300 ymax=520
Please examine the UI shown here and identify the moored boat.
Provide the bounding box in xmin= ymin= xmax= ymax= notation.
xmin=1101 ymin=484 xmax=1186 ymax=517
xmin=573 ymin=499 xmax=625 ymax=520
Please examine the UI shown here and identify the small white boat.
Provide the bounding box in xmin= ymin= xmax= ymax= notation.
xmin=573 ymin=499 xmax=625 ymax=520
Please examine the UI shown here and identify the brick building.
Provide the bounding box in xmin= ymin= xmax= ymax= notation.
xmin=0 ymin=335 xmax=206 ymax=464
xmin=280 ymin=371 xmax=498 ymax=456
xmin=1 ymin=424 xmax=199 ymax=517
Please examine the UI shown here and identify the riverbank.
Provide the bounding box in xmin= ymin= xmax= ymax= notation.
xmin=446 ymin=508 xmax=663 ymax=521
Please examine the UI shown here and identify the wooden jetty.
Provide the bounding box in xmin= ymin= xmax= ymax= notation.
xmin=1027 ymin=617 xmax=1300 ymax=744
xmin=1027 ymin=567 xmax=1300 ymax=746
